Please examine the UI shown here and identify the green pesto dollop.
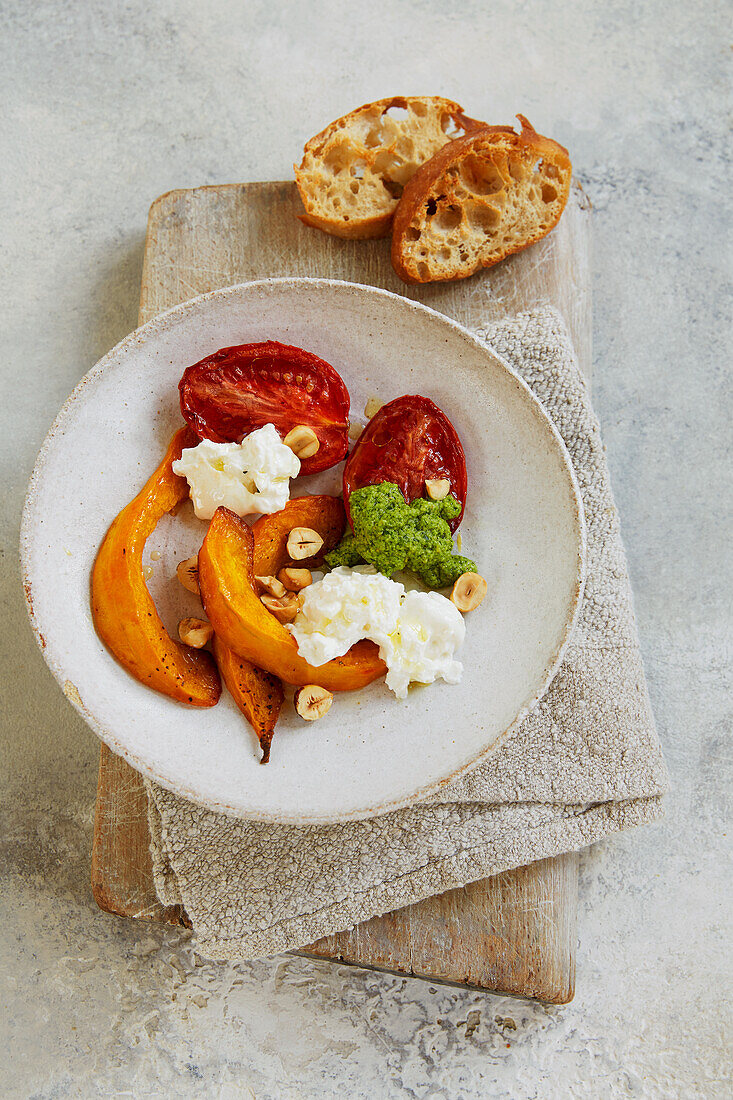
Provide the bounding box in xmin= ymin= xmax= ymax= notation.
xmin=324 ymin=482 xmax=476 ymax=589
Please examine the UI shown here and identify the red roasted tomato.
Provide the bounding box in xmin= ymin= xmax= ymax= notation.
xmin=344 ymin=395 xmax=468 ymax=531
xmin=179 ymin=341 xmax=350 ymax=475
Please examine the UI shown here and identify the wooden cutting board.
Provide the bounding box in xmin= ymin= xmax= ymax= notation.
xmin=92 ymin=181 xmax=591 ymax=1004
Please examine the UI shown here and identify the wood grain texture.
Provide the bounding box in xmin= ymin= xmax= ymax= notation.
xmin=299 ymin=856 xmax=579 ymax=1001
xmin=91 ymin=748 xmax=187 ymax=927
xmin=93 ymin=180 xmax=591 ymax=1003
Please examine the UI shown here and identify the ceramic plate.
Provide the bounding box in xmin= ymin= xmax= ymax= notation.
xmin=21 ymin=279 xmax=585 ymax=823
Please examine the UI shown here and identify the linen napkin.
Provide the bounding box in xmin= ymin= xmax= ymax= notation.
xmin=145 ymin=306 xmax=669 ymax=961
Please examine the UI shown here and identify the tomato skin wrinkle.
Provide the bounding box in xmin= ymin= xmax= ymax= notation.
xmin=344 ymin=395 xmax=468 ymax=532
xmin=179 ymin=340 xmax=350 ymax=475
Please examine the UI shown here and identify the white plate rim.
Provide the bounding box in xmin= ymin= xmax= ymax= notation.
xmin=20 ymin=276 xmax=586 ymax=823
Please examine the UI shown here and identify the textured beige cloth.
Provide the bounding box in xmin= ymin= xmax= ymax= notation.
xmin=146 ymin=306 xmax=669 ymax=961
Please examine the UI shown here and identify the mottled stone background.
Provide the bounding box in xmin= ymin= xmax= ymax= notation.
xmin=1 ymin=1 xmax=730 ymax=1096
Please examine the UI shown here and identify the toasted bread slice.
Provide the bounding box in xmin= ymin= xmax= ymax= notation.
xmin=294 ymin=96 xmax=484 ymax=240
xmin=391 ymin=116 xmax=572 ymax=283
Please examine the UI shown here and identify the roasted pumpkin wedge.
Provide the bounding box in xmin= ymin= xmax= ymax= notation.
xmin=211 ymin=635 xmax=283 ymax=763
xmin=91 ymin=428 xmax=221 ymax=706
xmin=251 ymin=494 xmax=346 ymax=576
xmin=199 ymin=507 xmax=386 ymax=691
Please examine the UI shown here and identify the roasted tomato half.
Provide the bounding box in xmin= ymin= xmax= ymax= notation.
xmin=344 ymin=395 xmax=468 ymax=531
xmin=179 ymin=340 xmax=350 ymax=475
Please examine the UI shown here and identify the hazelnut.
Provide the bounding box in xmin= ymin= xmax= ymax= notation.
xmin=450 ymin=572 xmax=488 ymax=613
xmin=283 ymin=425 xmax=320 ymax=460
xmin=278 ymin=567 xmax=313 ymax=591
xmin=287 ymin=527 xmax=324 ymax=560
xmin=256 ymin=574 xmax=287 ymax=598
xmin=260 ymin=592 xmax=300 ymax=624
xmin=178 ymin=617 xmax=214 ymax=648
xmin=176 ymin=556 xmax=200 ymax=594
xmin=294 ymin=684 xmax=334 ymax=721
xmin=425 ymin=478 xmax=450 ymax=501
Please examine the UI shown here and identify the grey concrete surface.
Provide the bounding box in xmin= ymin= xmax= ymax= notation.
xmin=1 ymin=1 xmax=730 ymax=1096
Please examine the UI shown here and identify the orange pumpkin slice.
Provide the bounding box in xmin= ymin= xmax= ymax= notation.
xmin=91 ymin=428 xmax=221 ymax=707
xmin=199 ymin=506 xmax=385 ymax=691
xmin=211 ymin=635 xmax=283 ymax=763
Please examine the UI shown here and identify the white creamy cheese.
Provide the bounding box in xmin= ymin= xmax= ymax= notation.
xmin=172 ymin=423 xmax=300 ymax=520
xmin=288 ymin=566 xmax=466 ymax=698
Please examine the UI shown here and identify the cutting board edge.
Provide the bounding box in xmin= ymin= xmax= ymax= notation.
xmin=292 ymin=947 xmax=577 ymax=1005
xmin=92 ymin=178 xmax=591 ymax=1001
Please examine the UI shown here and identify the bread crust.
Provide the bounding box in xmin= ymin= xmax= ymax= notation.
xmin=296 ymin=206 xmax=394 ymax=241
xmin=391 ymin=116 xmax=572 ymax=283
xmin=295 ymin=96 xmax=484 ymax=240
